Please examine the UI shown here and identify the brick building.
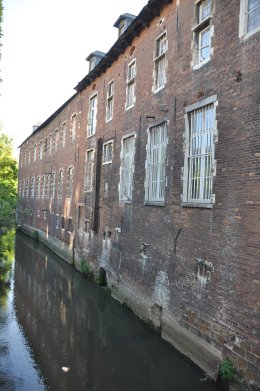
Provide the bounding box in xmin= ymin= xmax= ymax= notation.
xmin=18 ymin=0 xmax=260 ymax=386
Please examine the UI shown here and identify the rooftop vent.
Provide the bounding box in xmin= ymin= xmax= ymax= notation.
xmin=113 ymin=13 xmax=136 ymax=37
xmin=86 ymin=51 xmax=106 ymax=72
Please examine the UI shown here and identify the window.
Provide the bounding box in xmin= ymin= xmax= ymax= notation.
xmin=119 ymin=135 xmax=135 ymax=201
xmin=239 ymin=0 xmax=260 ymax=37
xmin=84 ymin=150 xmax=94 ymax=191
xmin=55 ymin=214 xmax=59 ymax=229
xmin=145 ymin=123 xmax=167 ymax=204
xmin=39 ymin=141 xmax=43 ymax=160
xmin=154 ymin=33 xmax=167 ymax=91
xmin=70 ymin=114 xmax=77 ymax=143
xmin=61 ymin=122 xmax=66 ymax=148
xmin=182 ymin=96 xmax=217 ymax=205
xmin=106 ymin=81 xmax=114 ymax=121
xmin=53 ymin=129 xmax=59 ymax=152
xmin=33 ymin=144 xmax=37 ymax=161
xmin=58 ymin=169 xmax=64 ymax=198
xmin=44 ymin=137 xmax=48 ymax=154
xmin=49 ymin=134 xmax=53 ymax=154
xmin=43 ymin=211 xmax=47 ymax=221
xmin=78 ymin=206 xmax=85 ymax=230
xmin=67 ymin=166 xmax=74 ymax=197
xmin=126 ymin=60 xmax=136 ymax=109
xmin=87 ymin=95 xmax=97 ymax=137
xmin=45 ymin=174 xmax=50 ymax=199
xmin=22 ymin=180 xmax=25 ymax=198
xmin=68 ymin=218 xmax=73 ymax=233
xmin=103 ymin=141 xmax=113 ymax=164
xmin=42 ymin=175 xmax=46 ymax=198
xmin=192 ymin=0 xmax=213 ymax=68
xmin=18 ymin=180 xmax=22 ymax=197
xmin=30 ymin=177 xmax=35 ymax=198
xmin=61 ymin=216 xmax=65 ymax=229
xmin=36 ymin=176 xmax=41 ymax=198
xmin=25 ymin=178 xmax=29 ymax=198
xmin=28 ymin=147 xmax=31 ymax=165
xmin=51 ymin=171 xmax=56 ymax=198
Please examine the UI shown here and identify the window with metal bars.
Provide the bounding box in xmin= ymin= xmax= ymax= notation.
xmin=145 ymin=123 xmax=167 ymax=204
xmin=154 ymin=32 xmax=167 ymax=91
xmin=184 ymin=101 xmax=216 ymax=204
xmin=84 ymin=150 xmax=94 ymax=191
xmin=119 ymin=135 xmax=135 ymax=201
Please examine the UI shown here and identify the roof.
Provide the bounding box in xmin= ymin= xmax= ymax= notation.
xmin=75 ymin=0 xmax=172 ymax=92
xmin=86 ymin=51 xmax=106 ymax=61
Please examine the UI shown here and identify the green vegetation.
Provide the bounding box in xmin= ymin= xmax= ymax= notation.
xmin=219 ymin=359 xmax=237 ymax=383
xmin=80 ymin=259 xmax=94 ymax=280
xmin=0 ymin=0 xmax=3 ymax=83
xmin=0 ymin=131 xmax=17 ymax=288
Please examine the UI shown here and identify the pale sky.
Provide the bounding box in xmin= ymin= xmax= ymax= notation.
xmin=0 ymin=0 xmax=147 ymax=157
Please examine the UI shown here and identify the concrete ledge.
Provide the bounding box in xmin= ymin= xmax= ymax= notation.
xmin=19 ymin=224 xmax=73 ymax=265
xmin=162 ymin=316 xmax=222 ymax=378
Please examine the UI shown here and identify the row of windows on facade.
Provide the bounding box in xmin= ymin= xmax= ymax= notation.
xmin=20 ymin=0 xmax=259 ymax=166
xmin=27 ymin=209 xmax=74 ymax=232
xmin=19 ymin=98 xmax=217 ymax=205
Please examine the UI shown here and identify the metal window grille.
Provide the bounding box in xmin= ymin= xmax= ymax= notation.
xmin=84 ymin=150 xmax=94 ymax=191
xmin=145 ymin=123 xmax=167 ymax=203
xmin=120 ymin=136 xmax=135 ymax=201
xmin=88 ymin=96 xmax=97 ymax=136
xmin=187 ymin=104 xmax=215 ymax=202
xmin=248 ymin=0 xmax=260 ymax=31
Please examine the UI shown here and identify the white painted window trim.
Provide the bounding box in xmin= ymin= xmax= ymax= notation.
xmin=106 ymin=80 xmax=114 ymax=122
xmin=84 ymin=148 xmax=95 ymax=192
xmin=144 ymin=122 xmax=168 ymax=205
xmin=181 ymin=95 xmax=218 ymax=208
xmin=119 ymin=133 xmax=136 ymax=202
xmin=70 ymin=113 xmax=77 ymax=143
xmin=66 ymin=165 xmax=74 ymax=198
xmin=239 ymin=0 xmax=260 ymax=39
xmin=153 ymin=30 xmax=168 ymax=94
xmin=125 ymin=59 xmax=136 ymax=110
xmin=103 ymin=140 xmax=114 ymax=165
xmin=87 ymin=93 xmax=98 ymax=137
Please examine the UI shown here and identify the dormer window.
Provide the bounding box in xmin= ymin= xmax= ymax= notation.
xmin=114 ymin=13 xmax=136 ymax=38
xmin=86 ymin=51 xmax=106 ymax=73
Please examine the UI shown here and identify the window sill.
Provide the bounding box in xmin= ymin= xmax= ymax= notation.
xmin=153 ymin=84 xmax=166 ymax=94
xmin=144 ymin=201 xmax=165 ymax=207
xmin=87 ymin=134 xmax=95 ymax=139
xmin=193 ymin=57 xmax=211 ymax=70
xmin=83 ymin=190 xmax=93 ymax=193
xmin=241 ymin=26 xmax=260 ymax=40
xmin=106 ymin=117 xmax=113 ymax=123
xmin=192 ymin=15 xmax=212 ymax=32
xmin=102 ymin=161 xmax=112 ymax=165
xmin=181 ymin=202 xmax=213 ymax=209
xmin=125 ymin=104 xmax=135 ymax=111
xmin=120 ymin=199 xmax=132 ymax=204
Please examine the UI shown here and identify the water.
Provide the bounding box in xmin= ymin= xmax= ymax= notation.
xmin=0 ymin=232 xmax=224 ymax=391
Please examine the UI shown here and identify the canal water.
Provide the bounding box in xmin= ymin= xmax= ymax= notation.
xmin=0 ymin=232 xmax=225 ymax=391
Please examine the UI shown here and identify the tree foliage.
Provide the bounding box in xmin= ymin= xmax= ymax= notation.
xmin=0 ymin=131 xmax=17 ymax=232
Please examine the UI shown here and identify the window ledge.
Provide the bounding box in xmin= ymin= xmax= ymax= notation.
xmin=125 ymin=104 xmax=135 ymax=111
xmin=144 ymin=201 xmax=165 ymax=207
xmin=181 ymin=202 xmax=213 ymax=209
xmin=106 ymin=117 xmax=113 ymax=123
xmin=193 ymin=57 xmax=211 ymax=70
xmin=192 ymin=15 xmax=212 ymax=31
xmin=87 ymin=134 xmax=95 ymax=139
xmin=153 ymin=84 xmax=166 ymax=94
xmin=241 ymin=26 xmax=260 ymax=40
xmin=103 ymin=161 xmax=112 ymax=165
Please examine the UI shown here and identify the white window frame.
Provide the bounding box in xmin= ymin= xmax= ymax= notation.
xmin=153 ymin=32 xmax=168 ymax=93
xmin=39 ymin=141 xmax=43 ymax=160
xmin=57 ymin=169 xmax=64 ymax=199
xmin=192 ymin=0 xmax=214 ymax=69
xmin=145 ymin=122 xmax=168 ymax=205
xmin=70 ymin=114 xmax=77 ymax=143
xmin=51 ymin=171 xmax=56 ymax=198
xmin=45 ymin=174 xmax=50 ymax=199
xmin=25 ymin=178 xmax=29 ymax=198
xmin=119 ymin=134 xmax=136 ymax=202
xmin=87 ymin=94 xmax=98 ymax=137
xmin=103 ymin=140 xmax=113 ymax=165
xmin=30 ymin=177 xmax=35 ymax=198
xmin=67 ymin=166 xmax=74 ymax=198
xmin=182 ymin=95 xmax=218 ymax=207
xmin=106 ymin=80 xmax=114 ymax=122
xmin=33 ymin=144 xmax=37 ymax=162
xmin=49 ymin=134 xmax=53 ymax=154
xmin=36 ymin=176 xmax=41 ymax=198
xmin=61 ymin=122 xmax=66 ymax=148
xmin=53 ymin=129 xmax=59 ymax=152
xmin=239 ymin=0 xmax=260 ymax=38
xmin=84 ymin=149 xmax=95 ymax=192
xmin=125 ymin=59 xmax=136 ymax=110
xmin=41 ymin=175 xmax=45 ymax=199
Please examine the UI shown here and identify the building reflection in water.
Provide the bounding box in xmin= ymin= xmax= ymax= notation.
xmin=14 ymin=232 xmax=223 ymax=391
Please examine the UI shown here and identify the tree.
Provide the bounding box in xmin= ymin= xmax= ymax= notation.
xmin=0 ymin=131 xmax=17 ymax=233
xmin=0 ymin=0 xmax=2 ymax=84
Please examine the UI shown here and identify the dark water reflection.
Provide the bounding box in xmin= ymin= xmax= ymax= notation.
xmin=3 ymin=232 xmax=224 ymax=391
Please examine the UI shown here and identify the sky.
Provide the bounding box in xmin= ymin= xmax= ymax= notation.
xmin=0 ymin=0 xmax=147 ymax=157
